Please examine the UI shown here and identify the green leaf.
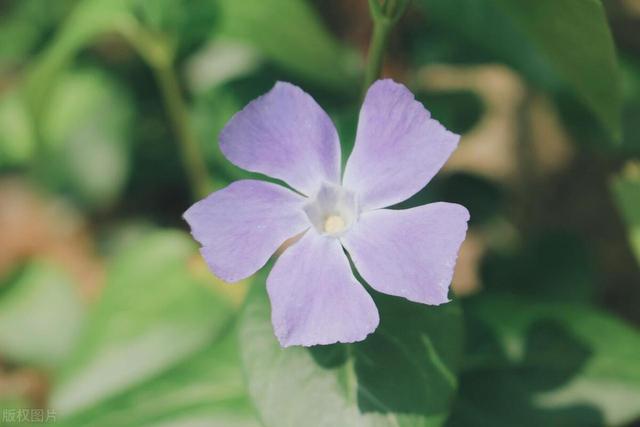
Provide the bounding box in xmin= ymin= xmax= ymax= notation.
xmin=132 ymin=0 xmax=219 ymax=55
xmin=240 ymin=280 xmax=463 ymax=427
xmin=185 ymin=39 xmax=263 ymax=95
xmin=492 ymin=0 xmax=621 ymax=138
xmin=449 ymin=295 xmax=640 ymax=426
xmin=40 ymin=68 xmax=135 ymax=209
xmin=25 ymin=0 xmax=133 ymax=115
xmin=60 ymin=329 xmax=260 ymax=427
xmin=191 ymin=87 xmax=249 ymax=183
xmin=0 ymin=262 xmax=84 ymax=369
xmin=0 ymin=0 xmax=75 ymax=65
xmin=421 ymin=0 xmax=554 ymax=84
xmin=0 ymin=89 xmax=36 ymax=167
xmin=611 ymin=164 xmax=640 ymax=263
xmin=50 ymin=230 xmax=234 ymax=416
xmin=421 ymin=0 xmax=621 ymax=138
xmin=216 ymin=0 xmax=359 ymax=90
xmin=481 ymin=232 xmax=596 ymax=302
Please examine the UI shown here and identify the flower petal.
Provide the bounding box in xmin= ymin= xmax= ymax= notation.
xmin=184 ymin=180 xmax=309 ymax=283
xmin=267 ymin=230 xmax=379 ymax=347
xmin=341 ymin=202 xmax=469 ymax=305
xmin=220 ymin=82 xmax=341 ymax=195
xmin=343 ymin=79 xmax=459 ymax=210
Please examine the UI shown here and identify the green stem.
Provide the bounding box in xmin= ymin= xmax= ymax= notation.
xmin=362 ymin=18 xmax=393 ymax=94
xmin=119 ymin=23 xmax=213 ymax=199
xmin=362 ymin=0 xmax=410 ymax=95
xmin=153 ymin=61 xmax=213 ymax=199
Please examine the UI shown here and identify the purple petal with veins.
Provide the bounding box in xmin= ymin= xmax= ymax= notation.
xmin=184 ymin=180 xmax=309 ymax=283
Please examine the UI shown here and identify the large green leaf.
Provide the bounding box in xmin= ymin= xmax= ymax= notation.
xmin=216 ymin=0 xmax=359 ymax=90
xmin=240 ymin=280 xmax=464 ymax=427
xmin=421 ymin=0 xmax=621 ymax=137
xmin=448 ymin=295 xmax=640 ymax=426
xmin=421 ymin=0 xmax=553 ymax=84
xmin=0 ymin=262 xmax=84 ymax=369
xmin=50 ymin=230 xmax=234 ymax=417
xmin=493 ymin=0 xmax=621 ymax=137
xmin=60 ymin=328 xmax=260 ymax=427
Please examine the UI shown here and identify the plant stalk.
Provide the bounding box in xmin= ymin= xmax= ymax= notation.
xmin=153 ymin=61 xmax=213 ymax=199
xmin=120 ymin=23 xmax=213 ymax=200
xmin=362 ymin=0 xmax=410 ymax=95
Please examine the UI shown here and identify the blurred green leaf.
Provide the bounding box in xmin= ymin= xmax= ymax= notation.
xmin=449 ymin=295 xmax=640 ymax=426
xmin=132 ymin=0 xmax=219 ymax=55
xmin=421 ymin=0 xmax=555 ymax=85
xmin=481 ymin=232 xmax=596 ymax=302
xmin=416 ymin=91 xmax=485 ymax=136
xmin=0 ymin=89 xmax=36 ymax=167
xmin=492 ymin=0 xmax=621 ymax=138
xmin=50 ymin=230 xmax=234 ymax=416
xmin=216 ymin=0 xmax=359 ymax=89
xmin=395 ymin=173 xmax=505 ymax=225
xmin=191 ymin=87 xmax=248 ymax=183
xmin=611 ymin=165 xmax=640 ymax=263
xmin=0 ymin=0 xmax=75 ymax=66
xmin=60 ymin=329 xmax=260 ymax=427
xmin=40 ymin=68 xmax=134 ymax=209
xmin=619 ymin=58 xmax=640 ymax=154
xmin=0 ymin=262 xmax=84 ymax=369
xmin=421 ymin=0 xmax=621 ymax=138
xmin=25 ymin=0 xmax=133 ymax=115
xmin=185 ymin=39 xmax=263 ymax=95
xmin=240 ymin=280 xmax=463 ymax=427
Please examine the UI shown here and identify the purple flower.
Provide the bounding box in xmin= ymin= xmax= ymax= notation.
xmin=184 ymin=79 xmax=469 ymax=347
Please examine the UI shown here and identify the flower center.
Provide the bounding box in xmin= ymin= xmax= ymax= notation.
xmin=323 ymin=214 xmax=346 ymax=234
xmin=304 ymin=183 xmax=358 ymax=237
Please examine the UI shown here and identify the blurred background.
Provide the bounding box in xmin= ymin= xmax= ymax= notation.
xmin=1 ymin=0 xmax=639 ymax=426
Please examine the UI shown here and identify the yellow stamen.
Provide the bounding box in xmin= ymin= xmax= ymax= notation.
xmin=323 ymin=215 xmax=345 ymax=234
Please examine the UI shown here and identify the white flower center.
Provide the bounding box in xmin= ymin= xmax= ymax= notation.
xmin=304 ymin=183 xmax=358 ymax=237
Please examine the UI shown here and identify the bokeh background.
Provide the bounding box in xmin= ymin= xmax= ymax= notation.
xmin=1 ymin=0 xmax=640 ymax=426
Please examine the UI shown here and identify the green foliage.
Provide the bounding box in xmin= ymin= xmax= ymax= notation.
xmin=415 ymin=91 xmax=484 ymax=136
xmin=493 ymin=0 xmax=621 ymax=138
xmin=60 ymin=330 xmax=260 ymax=427
xmin=450 ymin=295 xmax=640 ymax=426
xmin=0 ymin=0 xmax=75 ymax=65
xmin=239 ymin=281 xmax=463 ymax=427
xmin=132 ymin=0 xmax=219 ymax=55
xmin=481 ymin=232 xmax=596 ymax=301
xmin=190 ymin=87 xmax=248 ymax=183
xmin=25 ymin=0 xmax=132 ymax=116
xmin=611 ymin=167 xmax=640 ymax=263
xmin=0 ymin=89 xmax=36 ymax=167
xmin=41 ymin=68 xmax=135 ymax=209
xmin=50 ymin=231 xmax=234 ymax=416
xmin=216 ymin=0 xmax=360 ymax=90
xmin=0 ymin=262 xmax=84 ymax=369
xmin=421 ymin=0 xmax=621 ymax=138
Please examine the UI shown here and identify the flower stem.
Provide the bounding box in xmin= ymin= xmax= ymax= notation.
xmin=362 ymin=0 xmax=410 ymax=95
xmin=119 ymin=23 xmax=213 ymax=200
xmin=153 ymin=60 xmax=213 ymax=199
